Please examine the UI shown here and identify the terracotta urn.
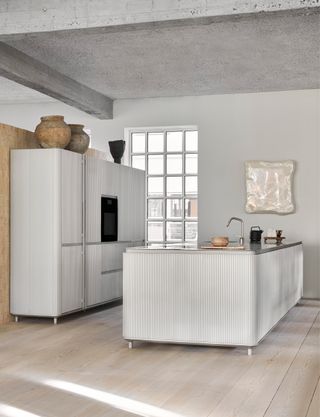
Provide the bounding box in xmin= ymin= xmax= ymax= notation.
xmin=35 ymin=115 xmax=71 ymax=148
xmin=65 ymin=124 xmax=90 ymax=154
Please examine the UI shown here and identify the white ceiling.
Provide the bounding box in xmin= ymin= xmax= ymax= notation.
xmin=0 ymin=76 xmax=56 ymax=104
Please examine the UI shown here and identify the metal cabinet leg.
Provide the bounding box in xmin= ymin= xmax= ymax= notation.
xmin=128 ymin=341 xmax=133 ymax=349
xmin=53 ymin=317 xmax=58 ymax=325
xmin=248 ymin=348 xmax=253 ymax=356
xmin=14 ymin=316 xmax=19 ymax=323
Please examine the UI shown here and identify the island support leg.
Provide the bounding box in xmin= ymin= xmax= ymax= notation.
xmin=128 ymin=341 xmax=133 ymax=349
xmin=14 ymin=316 xmax=19 ymax=323
xmin=248 ymin=347 xmax=253 ymax=356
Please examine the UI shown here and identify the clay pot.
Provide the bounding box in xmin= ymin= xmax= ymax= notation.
xmin=65 ymin=124 xmax=90 ymax=154
xmin=35 ymin=115 xmax=71 ymax=149
xmin=109 ymin=140 xmax=126 ymax=164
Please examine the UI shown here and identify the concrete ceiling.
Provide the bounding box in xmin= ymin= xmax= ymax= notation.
xmin=1 ymin=9 xmax=320 ymax=103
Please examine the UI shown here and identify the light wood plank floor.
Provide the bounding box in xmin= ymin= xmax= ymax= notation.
xmin=0 ymin=300 xmax=319 ymax=417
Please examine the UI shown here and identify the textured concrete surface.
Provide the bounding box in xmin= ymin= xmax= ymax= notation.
xmin=0 ymin=0 xmax=318 ymax=36
xmin=0 ymin=42 xmax=113 ymax=118
xmin=4 ymin=10 xmax=320 ymax=100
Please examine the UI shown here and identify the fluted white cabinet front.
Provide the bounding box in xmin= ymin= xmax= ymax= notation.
xmin=10 ymin=149 xmax=83 ymax=319
xmin=85 ymin=156 xmax=145 ymax=308
xmin=61 ymin=246 xmax=83 ymax=314
xmin=123 ymin=245 xmax=303 ymax=349
xmin=11 ymin=149 xmax=145 ymax=320
xmin=124 ymin=252 xmax=257 ymax=346
xmin=86 ymin=242 xmax=130 ymax=307
xmin=61 ymin=150 xmax=83 ymax=245
xmin=85 ymin=156 xmax=145 ymax=244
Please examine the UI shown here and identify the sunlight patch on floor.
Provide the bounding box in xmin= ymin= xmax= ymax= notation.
xmin=0 ymin=404 xmax=43 ymax=417
xmin=44 ymin=379 xmax=183 ymax=417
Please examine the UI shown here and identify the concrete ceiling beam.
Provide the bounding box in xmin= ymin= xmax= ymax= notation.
xmin=0 ymin=0 xmax=318 ymax=37
xmin=0 ymin=42 xmax=113 ymax=119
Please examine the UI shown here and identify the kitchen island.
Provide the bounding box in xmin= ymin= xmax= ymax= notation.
xmin=123 ymin=242 xmax=303 ymax=355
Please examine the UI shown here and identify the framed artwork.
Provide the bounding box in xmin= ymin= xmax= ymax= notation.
xmin=245 ymin=160 xmax=295 ymax=214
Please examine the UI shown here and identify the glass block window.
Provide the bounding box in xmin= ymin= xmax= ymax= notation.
xmin=130 ymin=128 xmax=198 ymax=244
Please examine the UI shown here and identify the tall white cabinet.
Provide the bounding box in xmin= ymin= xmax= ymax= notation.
xmin=85 ymin=157 xmax=145 ymax=308
xmin=11 ymin=149 xmax=83 ymax=321
xmin=10 ymin=149 xmax=145 ymax=322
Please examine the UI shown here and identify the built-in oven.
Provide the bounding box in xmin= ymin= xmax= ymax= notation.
xmin=101 ymin=196 xmax=118 ymax=242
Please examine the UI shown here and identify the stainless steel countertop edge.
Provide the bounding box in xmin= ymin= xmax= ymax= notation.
xmin=126 ymin=241 xmax=302 ymax=255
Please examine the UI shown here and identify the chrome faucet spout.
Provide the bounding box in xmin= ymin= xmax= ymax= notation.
xmin=226 ymin=217 xmax=244 ymax=246
xmin=226 ymin=216 xmax=243 ymax=227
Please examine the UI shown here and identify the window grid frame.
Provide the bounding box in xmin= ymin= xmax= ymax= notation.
xmin=130 ymin=128 xmax=198 ymax=244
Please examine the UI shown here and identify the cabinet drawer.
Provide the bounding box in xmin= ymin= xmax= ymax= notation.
xmin=86 ymin=245 xmax=123 ymax=307
xmin=86 ymin=245 xmax=102 ymax=307
xmin=101 ymin=271 xmax=122 ymax=302
xmin=101 ymin=243 xmax=128 ymax=272
xmin=61 ymin=246 xmax=83 ymax=314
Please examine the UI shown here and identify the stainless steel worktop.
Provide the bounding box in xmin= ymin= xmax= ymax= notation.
xmin=126 ymin=241 xmax=302 ymax=255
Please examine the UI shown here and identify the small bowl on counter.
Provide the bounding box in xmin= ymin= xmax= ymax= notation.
xmin=211 ymin=236 xmax=229 ymax=247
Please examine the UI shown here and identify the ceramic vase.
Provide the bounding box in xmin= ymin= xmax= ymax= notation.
xmin=66 ymin=124 xmax=90 ymax=154
xmin=35 ymin=115 xmax=71 ymax=149
xmin=109 ymin=140 xmax=126 ymax=164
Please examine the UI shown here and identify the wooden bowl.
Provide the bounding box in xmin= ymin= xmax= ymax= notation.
xmin=211 ymin=236 xmax=229 ymax=247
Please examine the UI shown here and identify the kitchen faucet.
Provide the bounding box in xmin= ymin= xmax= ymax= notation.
xmin=226 ymin=217 xmax=244 ymax=246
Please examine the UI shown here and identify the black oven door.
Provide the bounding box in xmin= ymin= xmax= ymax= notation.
xmin=101 ymin=196 xmax=118 ymax=242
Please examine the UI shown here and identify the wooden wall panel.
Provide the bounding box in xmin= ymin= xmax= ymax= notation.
xmin=0 ymin=123 xmax=39 ymax=324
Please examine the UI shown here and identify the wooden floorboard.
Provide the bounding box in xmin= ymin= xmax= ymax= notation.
xmin=0 ymin=300 xmax=319 ymax=417
xmin=204 ymin=303 xmax=319 ymax=417
xmin=306 ymin=379 xmax=320 ymax=417
xmin=263 ymin=312 xmax=320 ymax=417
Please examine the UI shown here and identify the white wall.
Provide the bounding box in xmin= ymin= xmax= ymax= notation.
xmin=1 ymin=89 xmax=319 ymax=298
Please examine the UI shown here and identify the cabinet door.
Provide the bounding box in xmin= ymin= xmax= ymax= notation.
xmin=118 ymin=165 xmax=130 ymax=241
xmin=132 ymin=168 xmax=145 ymax=242
xmin=11 ymin=149 xmax=60 ymax=317
xmin=86 ymin=244 xmax=103 ymax=307
xmin=86 ymin=158 xmax=145 ymax=244
xmin=86 ymin=158 xmax=120 ymax=243
xmin=61 ymin=151 xmax=83 ymax=244
xmin=61 ymin=246 xmax=83 ymax=314
xmin=103 ymin=160 xmax=120 ymax=198
xmin=86 ymin=157 xmax=103 ymax=243
xmin=101 ymin=271 xmax=122 ymax=302
xmin=118 ymin=165 xmax=145 ymax=242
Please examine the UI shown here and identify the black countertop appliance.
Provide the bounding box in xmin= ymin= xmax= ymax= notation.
xmin=250 ymin=226 xmax=263 ymax=242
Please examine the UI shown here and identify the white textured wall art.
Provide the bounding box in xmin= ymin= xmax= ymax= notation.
xmin=245 ymin=160 xmax=295 ymax=214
